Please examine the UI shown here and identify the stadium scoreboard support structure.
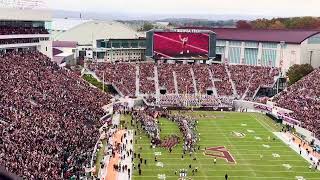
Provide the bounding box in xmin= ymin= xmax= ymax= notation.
xmin=146 ymin=29 xmax=216 ymax=61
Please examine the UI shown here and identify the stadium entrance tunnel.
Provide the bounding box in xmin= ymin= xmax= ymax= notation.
xmin=207 ymin=90 xmax=213 ymax=96
xmin=160 ymin=89 xmax=167 ymax=95
xmin=107 ymin=85 xmax=118 ymax=95
xmin=215 ymin=54 xmax=222 ymax=62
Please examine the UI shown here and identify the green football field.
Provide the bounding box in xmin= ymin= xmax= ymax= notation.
xmin=121 ymin=111 xmax=319 ymax=180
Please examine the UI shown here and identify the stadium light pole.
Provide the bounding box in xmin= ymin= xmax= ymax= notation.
xmin=308 ymin=50 xmax=313 ymax=66
xmin=278 ymin=41 xmax=285 ymax=94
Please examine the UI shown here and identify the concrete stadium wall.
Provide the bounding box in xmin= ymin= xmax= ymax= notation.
xmin=38 ymin=40 xmax=52 ymax=58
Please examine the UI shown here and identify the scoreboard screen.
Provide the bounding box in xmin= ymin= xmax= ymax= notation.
xmin=153 ymin=31 xmax=210 ymax=60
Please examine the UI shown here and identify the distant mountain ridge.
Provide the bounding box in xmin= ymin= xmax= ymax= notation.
xmin=53 ymin=9 xmax=271 ymax=21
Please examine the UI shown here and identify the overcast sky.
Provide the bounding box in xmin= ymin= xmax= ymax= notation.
xmin=45 ymin=0 xmax=319 ymax=17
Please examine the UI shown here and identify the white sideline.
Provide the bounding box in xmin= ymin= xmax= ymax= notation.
xmin=117 ymin=130 xmax=134 ymax=180
xmin=273 ymin=132 xmax=319 ymax=170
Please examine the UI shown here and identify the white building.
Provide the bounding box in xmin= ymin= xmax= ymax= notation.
xmin=185 ymin=28 xmax=320 ymax=71
xmin=53 ymin=20 xmax=146 ymax=62
xmin=0 ymin=7 xmax=52 ymax=58
xmin=53 ymin=20 xmax=143 ymax=46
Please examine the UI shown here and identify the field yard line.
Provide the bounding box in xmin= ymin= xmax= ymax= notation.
xmin=195 ymin=155 xmax=209 ymax=180
xmin=211 ymin=120 xmax=257 ymax=177
xmin=161 ymin=132 xmax=269 ymax=135
xmin=137 ymin=141 xmax=286 ymax=144
xmin=134 ymin=175 xmax=320 ymax=179
xmin=129 ymin=163 xmax=309 ymax=167
xmin=136 ymin=157 xmax=309 ymax=161
xmin=139 ymin=152 xmax=298 ymax=156
xmin=250 ymin=113 xmax=276 ymax=133
xmin=138 ymin=169 xmax=313 ymax=173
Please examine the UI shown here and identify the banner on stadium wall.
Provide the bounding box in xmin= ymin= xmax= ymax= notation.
xmin=251 ymin=102 xmax=301 ymax=125
xmin=253 ymin=103 xmax=273 ymax=113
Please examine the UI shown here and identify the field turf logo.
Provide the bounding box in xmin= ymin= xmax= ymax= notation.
xmin=232 ymin=131 xmax=246 ymax=138
xmin=203 ymin=146 xmax=236 ymax=163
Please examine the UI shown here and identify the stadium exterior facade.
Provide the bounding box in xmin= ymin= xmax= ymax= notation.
xmin=182 ymin=28 xmax=320 ymax=71
xmin=0 ymin=8 xmax=52 ymax=58
xmin=94 ymin=38 xmax=146 ymax=62
xmin=55 ymin=21 xmax=320 ymax=71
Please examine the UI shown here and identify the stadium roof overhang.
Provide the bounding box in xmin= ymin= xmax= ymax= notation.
xmin=177 ymin=27 xmax=320 ymax=44
xmin=0 ymin=8 xmax=51 ymax=21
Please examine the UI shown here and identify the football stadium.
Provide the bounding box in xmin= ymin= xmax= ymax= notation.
xmin=0 ymin=1 xmax=320 ymax=180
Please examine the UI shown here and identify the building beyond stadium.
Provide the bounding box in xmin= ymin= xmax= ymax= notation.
xmin=0 ymin=8 xmax=52 ymax=58
xmin=177 ymin=27 xmax=320 ymax=71
xmin=86 ymin=27 xmax=320 ymax=71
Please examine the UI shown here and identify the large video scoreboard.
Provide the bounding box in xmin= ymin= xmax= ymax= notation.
xmin=146 ymin=29 xmax=216 ymax=60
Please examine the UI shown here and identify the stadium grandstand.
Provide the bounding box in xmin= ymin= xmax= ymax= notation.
xmin=0 ymin=7 xmax=52 ymax=57
xmin=1 ymin=2 xmax=320 ymax=180
xmin=0 ymin=5 xmax=113 ymax=180
xmin=86 ymin=62 xmax=280 ymax=101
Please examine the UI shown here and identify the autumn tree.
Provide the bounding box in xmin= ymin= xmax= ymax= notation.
xmin=251 ymin=17 xmax=320 ymax=30
xmin=251 ymin=18 xmax=270 ymax=29
xmin=270 ymin=20 xmax=286 ymax=29
xmin=286 ymin=64 xmax=314 ymax=85
xmin=236 ymin=20 xmax=252 ymax=29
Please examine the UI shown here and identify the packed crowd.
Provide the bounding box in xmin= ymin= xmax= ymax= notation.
xmin=158 ymin=63 xmax=176 ymax=94
xmin=174 ymin=64 xmax=195 ymax=94
xmin=0 ymin=26 xmax=49 ymax=35
xmin=193 ymin=64 xmax=212 ymax=94
xmin=0 ymin=51 xmax=111 ymax=179
xmin=210 ymin=64 xmax=234 ymax=96
xmin=273 ymin=68 xmax=320 ymax=139
xmin=157 ymin=94 xmax=230 ymax=108
xmin=167 ymin=114 xmax=198 ymax=152
xmin=139 ymin=63 xmax=156 ymax=94
xmin=229 ymin=65 xmax=279 ymax=98
xmin=88 ymin=62 xmax=279 ymax=102
xmin=88 ymin=62 xmax=136 ymax=96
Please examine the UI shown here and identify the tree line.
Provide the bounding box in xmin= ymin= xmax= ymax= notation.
xmin=236 ymin=17 xmax=320 ymax=30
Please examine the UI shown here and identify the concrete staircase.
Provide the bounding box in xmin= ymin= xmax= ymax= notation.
xmin=154 ymin=65 xmax=160 ymax=96
xmin=208 ymin=68 xmax=219 ymax=98
xmin=173 ymin=71 xmax=179 ymax=95
xmin=252 ymin=85 xmax=261 ymax=100
xmin=225 ymin=65 xmax=238 ymax=97
xmin=190 ymin=67 xmax=198 ymax=94
xmin=241 ymin=74 xmax=253 ymax=100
